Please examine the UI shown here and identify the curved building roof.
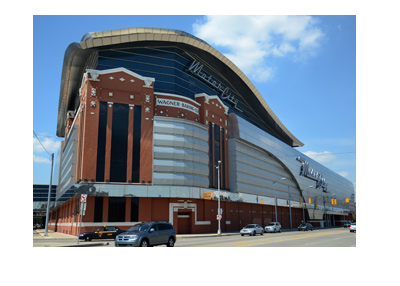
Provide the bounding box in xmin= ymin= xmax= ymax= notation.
xmin=57 ymin=27 xmax=304 ymax=147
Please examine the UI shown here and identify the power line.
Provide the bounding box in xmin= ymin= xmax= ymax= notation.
xmin=33 ymin=130 xmax=52 ymax=157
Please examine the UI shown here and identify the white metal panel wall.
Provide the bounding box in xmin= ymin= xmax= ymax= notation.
xmin=153 ymin=116 xmax=209 ymax=188
xmin=57 ymin=125 xmax=78 ymax=200
xmin=228 ymin=139 xmax=300 ymax=201
xmin=230 ymin=114 xmax=355 ymax=214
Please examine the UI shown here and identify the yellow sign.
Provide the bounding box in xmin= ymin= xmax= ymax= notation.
xmin=202 ymin=192 xmax=215 ymax=200
xmin=346 ymin=198 xmax=349 ymax=203
xmin=260 ymin=200 xmax=264 ymax=204
xmin=309 ymin=198 xmax=312 ymax=204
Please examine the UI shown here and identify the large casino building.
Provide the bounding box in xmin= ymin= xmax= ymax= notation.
xmin=47 ymin=28 xmax=355 ymax=235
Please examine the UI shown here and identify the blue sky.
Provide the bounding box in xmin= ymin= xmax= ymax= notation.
xmin=33 ymin=15 xmax=356 ymax=194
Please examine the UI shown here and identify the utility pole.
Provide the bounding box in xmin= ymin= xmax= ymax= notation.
xmin=44 ymin=153 xmax=54 ymax=236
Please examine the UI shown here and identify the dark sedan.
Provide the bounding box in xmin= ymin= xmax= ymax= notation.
xmin=298 ymin=223 xmax=313 ymax=231
xmin=79 ymin=226 xmax=125 ymax=241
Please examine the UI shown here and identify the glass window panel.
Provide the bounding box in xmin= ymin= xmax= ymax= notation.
xmin=110 ymin=103 xmax=129 ymax=182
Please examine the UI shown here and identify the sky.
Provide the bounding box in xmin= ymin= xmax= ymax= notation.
xmin=33 ymin=15 xmax=356 ymax=194
xmin=9 ymin=1 xmax=400 ymax=283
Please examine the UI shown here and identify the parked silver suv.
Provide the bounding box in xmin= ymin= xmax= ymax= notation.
xmin=115 ymin=222 xmax=176 ymax=247
xmin=264 ymin=222 xmax=282 ymax=233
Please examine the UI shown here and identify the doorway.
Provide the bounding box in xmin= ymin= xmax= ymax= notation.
xmin=177 ymin=212 xmax=191 ymax=234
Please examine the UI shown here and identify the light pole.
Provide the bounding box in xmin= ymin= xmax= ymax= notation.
xmin=44 ymin=153 xmax=54 ymax=236
xmin=288 ymin=186 xmax=292 ymax=229
xmin=302 ymin=185 xmax=314 ymax=223
xmin=216 ymin=160 xmax=221 ymax=235
xmin=272 ymin=177 xmax=286 ymax=222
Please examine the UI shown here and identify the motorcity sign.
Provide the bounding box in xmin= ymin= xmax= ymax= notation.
xmin=186 ymin=54 xmax=243 ymax=112
xmin=296 ymin=157 xmax=328 ymax=191
xmin=156 ymin=98 xmax=199 ymax=115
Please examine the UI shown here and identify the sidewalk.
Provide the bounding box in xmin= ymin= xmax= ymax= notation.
xmin=33 ymin=229 xmax=240 ymax=247
xmin=34 ymin=227 xmax=335 ymax=247
xmin=33 ymin=229 xmax=110 ymax=247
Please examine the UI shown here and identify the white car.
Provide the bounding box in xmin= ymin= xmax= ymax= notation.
xmin=349 ymin=223 xmax=356 ymax=233
xmin=265 ymin=222 xmax=282 ymax=233
xmin=240 ymin=224 xmax=264 ymax=236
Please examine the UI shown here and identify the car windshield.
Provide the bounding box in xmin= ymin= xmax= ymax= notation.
xmin=299 ymin=224 xmax=307 ymax=227
xmin=245 ymin=225 xmax=256 ymax=228
xmin=267 ymin=223 xmax=275 ymax=226
xmin=127 ymin=223 xmax=151 ymax=232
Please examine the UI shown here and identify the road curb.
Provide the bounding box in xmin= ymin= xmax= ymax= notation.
xmin=63 ymin=242 xmax=110 ymax=247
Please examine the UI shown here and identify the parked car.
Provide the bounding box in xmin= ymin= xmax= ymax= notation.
xmin=240 ymin=224 xmax=264 ymax=236
xmin=115 ymin=222 xmax=176 ymax=247
xmin=349 ymin=223 xmax=356 ymax=233
xmin=264 ymin=222 xmax=282 ymax=233
xmin=79 ymin=226 xmax=124 ymax=241
xmin=298 ymin=223 xmax=313 ymax=231
xmin=344 ymin=221 xmax=351 ymax=228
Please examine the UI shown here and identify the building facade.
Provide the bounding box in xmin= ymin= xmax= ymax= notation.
xmin=47 ymin=28 xmax=355 ymax=235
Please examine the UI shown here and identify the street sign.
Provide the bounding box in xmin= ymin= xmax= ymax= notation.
xmin=217 ymin=214 xmax=222 ymax=220
xmin=80 ymin=202 xmax=87 ymax=216
xmin=81 ymin=194 xmax=87 ymax=203
xmin=202 ymin=191 xmax=215 ymax=200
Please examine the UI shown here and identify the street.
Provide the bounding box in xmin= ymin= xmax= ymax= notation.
xmin=33 ymin=228 xmax=355 ymax=247
xmin=177 ymin=228 xmax=355 ymax=247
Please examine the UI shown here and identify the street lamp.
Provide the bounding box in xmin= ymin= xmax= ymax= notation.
xmin=216 ymin=160 xmax=221 ymax=235
xmin=272 ymin=177 xmax=286 ymax=222
xmin=288 ymin=186 xmax=292 ymax=229
xmin=302 ymin=185 xmax=314 ymax=223
xmin=44 ymin=153 xmax=54 ymax=236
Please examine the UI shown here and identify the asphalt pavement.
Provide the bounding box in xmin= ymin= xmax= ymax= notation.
xmin=33 ymin=227 xmax=351 ymax=247
xmin=33 ymin=228 xmax=240 ymax=247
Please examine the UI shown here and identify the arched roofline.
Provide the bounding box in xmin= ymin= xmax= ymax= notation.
xmin=57 ymin=27 xmax=303 ymax=147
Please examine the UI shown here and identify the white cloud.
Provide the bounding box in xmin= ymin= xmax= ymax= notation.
xmin=193 ymin=15 xmax=324 ymax=82
xmin=33 ymin=154 xmax=51 ymax=164
xmin=33 ymin=136 xmax=61 ymax=154
xmin=338 ymin=171 xmax=350 ymax=178
xmin=303 ymin=150 xmax=337 ymax=164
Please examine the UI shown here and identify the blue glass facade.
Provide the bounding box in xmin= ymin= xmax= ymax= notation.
xmin=97 ymin=47 xmax=273 ymax=138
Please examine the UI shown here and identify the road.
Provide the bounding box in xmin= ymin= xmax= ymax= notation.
xmin=34 ymin=228 xmax=355 ymax=247
xmin=176 ymin=228 xmax=355 ymax=247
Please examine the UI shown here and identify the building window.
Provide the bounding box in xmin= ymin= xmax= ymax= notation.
xmin=214 ymin=124 xmax=220 ymax=188
xmin=130 ymin=197 xmax=139 ymax=222
xmin=96 ymin=102 xmax=108 ymax=182
xmin=132 ymin=105 xmax=141 ymax=183
xmin=209 ymin=122 xmax=213 ymax=187
xmin=110 ymin=103 xmax=129 ymax=182
xmin=209 ymin=124 xmax=226 ymax=189
xmin=94 ymin=197 xmax=103 ymax=222
xmin=108 ymin=197 xmax=126 ymax=222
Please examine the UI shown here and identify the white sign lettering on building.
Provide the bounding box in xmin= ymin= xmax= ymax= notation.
xmin=156 ymin=98 xmax=199 ymax=115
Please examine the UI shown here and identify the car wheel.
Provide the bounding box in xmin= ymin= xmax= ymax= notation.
xmin=253 ymin=231 xmax=256 ymax=236
xmin=167 ymin=237 xmax=175 ymax=247
xmin=85 ymin=236 xmax=92 ymax=241
xmin=261 ymin=231 xmax=263 ymax=235
xmin=241 ymin=234 xmax=244 ymax=236
xmin=140 ymin=239 xmax=149 ymax=247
